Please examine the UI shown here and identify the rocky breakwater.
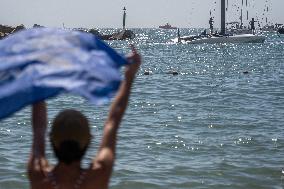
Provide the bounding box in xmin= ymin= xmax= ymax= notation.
xmin=0 ymin=24 xmax=25 ymax=39
xmin=278 ymin=27 xmax=284 ymax=34
xmin=88 ymin=29 xmax=135 ymax=40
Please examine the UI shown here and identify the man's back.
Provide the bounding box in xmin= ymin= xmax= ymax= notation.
xmin=28 ymin=45 xmax=141 ymax=189
xmin=29 ymin=163 xmax=110 ymax=189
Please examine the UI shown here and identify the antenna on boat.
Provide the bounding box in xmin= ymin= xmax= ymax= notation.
xmin=239 ymin=0 xmax=244 ymax=29
xmin=226 ymin=0 xmax=228 ymax=11
xmin=221 ymin=0 xmax=226 ymax=35
xmin=245 ymin=0 xmax=247 ymax=23
xmin=240 ymin=10 xmax=243 ymax=28
xmin=122 ymin=7 xmax=126 ymax=30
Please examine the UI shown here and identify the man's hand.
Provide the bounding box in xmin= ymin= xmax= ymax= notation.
xmin=125 ymin=45 xmax=141 ymax=81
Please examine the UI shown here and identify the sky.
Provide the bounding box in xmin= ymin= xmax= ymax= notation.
xmin=0 ymin=0 xmax=283 ymax=29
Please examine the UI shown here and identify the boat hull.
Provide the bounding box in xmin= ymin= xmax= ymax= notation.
xmin=175 ymin=34 xmax=265 ymax=44
xmin=159 ymin=26 xmax=177 ymax=29
xmin=159 ymin=23 xmax=177 ymax=29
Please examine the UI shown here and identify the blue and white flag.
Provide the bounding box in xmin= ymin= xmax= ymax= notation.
xmin=0 ymin=28 xmax=129 ymax=119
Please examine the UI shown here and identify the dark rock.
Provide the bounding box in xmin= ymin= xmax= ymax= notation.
xmin=144 ymin=72 xmax=150 ymax=75
xmin=0 ymin=24 xmax=15 ymax=33
xmin=143 ymin=70 xmax=152 ymax=75
xmin=33 ymin=24 xmax=44 ymax=28
xmin=0 ymin=24 xmax=25 ymax=39
xmin=278 ymin=27 xmax=284 ymax=34
xmin=88 ymin=28 xmax=101 ymax=36
xmin=107 ymin=29 xmax=135 ymax=40
xmin=13 ymin=24 xmax=25 ymax=32
xmin=167 ymin=70 xmax=178 ymax=75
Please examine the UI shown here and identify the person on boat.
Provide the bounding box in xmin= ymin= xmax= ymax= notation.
xmin=27 ymin=45 xmax=141 ymax=189
xmin=200 ymin=29 xmax=207 ymax=36
xmin=177 ymin=28 xmax=181 ymax=43
xmin=212 ymin=30 xmax=219 ymax=37
xmin=249 ymin=18 xmax=256 ymax=35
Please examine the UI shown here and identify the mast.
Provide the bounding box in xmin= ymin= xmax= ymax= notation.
xmin=177 ymin=28 xmax=181 ymax=43
xmin=240 ymin=0 xmax=243 ymax=28
xmin=221 ymin=0 xmax=226 ymax=35
xmin=266 ymin=6 xmax=268 ymax=25
xmin=246 ymin=0 xmax=249 ymax=20
xmin=241 ymin=9 xmax=243 ymax=28
xmin=122 ymin=7 xmax=126 ymax=30
xmin=209 ymin=17 xmax=214 ymax=34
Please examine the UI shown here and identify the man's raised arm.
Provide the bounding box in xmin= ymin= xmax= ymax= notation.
xmin=94 ymin=46 xmax=141 ymax=167
xmin=27 ymin=101 xmax=49 ymax=182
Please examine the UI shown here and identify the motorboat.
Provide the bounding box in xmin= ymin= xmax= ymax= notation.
xmin=159 ymin=23 xmax=177 ymax=29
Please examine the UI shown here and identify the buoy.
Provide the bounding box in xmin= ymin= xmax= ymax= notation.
xmin=172 ymin=71 xmax=178 ymax=75
xmin=144 ymin=70 xmax=152 ymax=75
xmin=166 ymin=71 xmax=178 ymax=75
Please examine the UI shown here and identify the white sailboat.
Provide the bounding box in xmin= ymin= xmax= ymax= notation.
xmin=174 ymin=0 xmax=265 ymax=44
xmin=173 ymin=33 xmax=265 ymax=44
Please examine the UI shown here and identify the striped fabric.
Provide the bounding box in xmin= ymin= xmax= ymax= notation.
xmin=0 ymin=28 xmax=128 ymax=119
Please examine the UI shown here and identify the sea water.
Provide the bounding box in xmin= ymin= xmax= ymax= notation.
xmin=0 ymin=29 xmax=283 ymax=189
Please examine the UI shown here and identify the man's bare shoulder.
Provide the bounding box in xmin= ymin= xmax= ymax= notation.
xmin=29 ymin=169 xmax=54 ymax=189
xmin=83 ymin=161 xmax=113 ymax=188
xmin=88 ymin=160 xmax=113 ymax=178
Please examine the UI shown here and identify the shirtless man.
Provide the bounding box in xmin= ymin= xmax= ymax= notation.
xmin=28 ymin=45 xmax=141 ymax=189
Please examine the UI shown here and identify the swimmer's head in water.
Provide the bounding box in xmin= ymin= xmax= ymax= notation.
xmin=50 ymin=109 xmax=91 ymax=164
